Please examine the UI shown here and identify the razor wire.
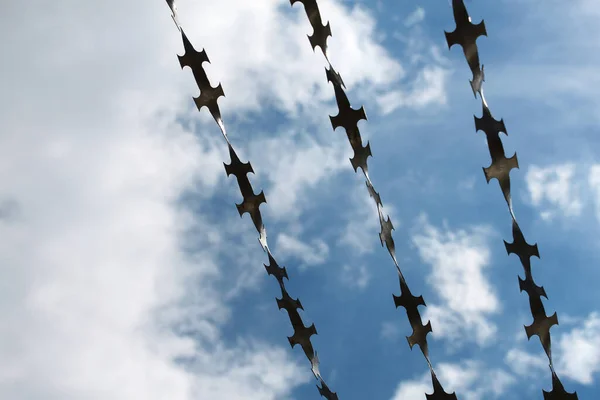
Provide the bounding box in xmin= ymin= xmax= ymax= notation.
xmin=444 ymin=1 xmax=578 ymax=398
xmin=164 ymin=1 xmax=339 ymax=398
xmin=288 ymin=0 xmax=459 ymax=398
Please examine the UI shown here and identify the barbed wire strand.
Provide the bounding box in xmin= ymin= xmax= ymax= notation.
xmin=164 ymin=1 xmax=339 ymax=398
xmin=289 ymin=1 xmax=459 ymax=398
xmin=444 ymin=1 xmax=578 ymax=398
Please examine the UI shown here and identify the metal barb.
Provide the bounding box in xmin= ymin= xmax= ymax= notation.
xmin=318 ymin=379 xmax=340 ymax=400
xmin=426 ymin=370 xmax=458 ymax=400
xmin=325 ymin=65 xmax=371 ymax=175
xmin=393 ymin=273 xmax=432 ymax=359
xmin=223 ymin=143 xmax=268 ymax=247
xmin=543 ymin=370 xmax=578 ymax=400
xmin=177 ymin=29 xmax=227 ymax=140
xmin=474 ymin=102 xmax=518 ymax=211
xmin=290 ymin=0 xmax=332 ymax=59
xmin=444 ymin=0 xmax=487 ymax=97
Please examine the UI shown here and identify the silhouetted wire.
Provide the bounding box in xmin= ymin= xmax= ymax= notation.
xmin=164 ymin=1 xmax=338 ymax=398
xmin=289 ymin=0 xmax=459 ymax=398
xmin=444 ymin=1 xmax=578 ymax=398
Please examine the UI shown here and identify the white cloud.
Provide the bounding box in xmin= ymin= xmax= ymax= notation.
xmin=248 ymin=133 xmax=348 ymax=220
xmin=390 ymin=361 xmax=515 ymax=400
xmin=390 ymin=378 xmax=431 ymax=400
xmin=0 ymin=103 xmax=307 ymax=399
xmin=412 ymin=217 xmax=499 ymax=346
xmin=587 ymin=165 xmax=600 ymax=221
xmin=316 ymin=1 xmax=405 ymax=95
xmin=502 ymin=347 xmax=549 ymax=393
xmin=340 ymin=264 xmax=370 ymax=290
xmin=555 ymin=312 xmax=600 ymax=385
xmin=175 ymin=0 xmax=401 ymax=117
xmin=504 ymin=348 xmax=548 ymax=377
xmin=380 ymin=321 xmax=400 ymax=341
xmin=404 ymin=7 xmax=426 ymax=27
xmin=384 ymin=9 xmax=451 ymax=116
xmin=377 ymin=64 xmax=449 ymax=115
xmin=526 ymin=164 xmax=583 ymax=221
xmin=187 ymin=339 xmax=309 ymax=399
xmin=275 ymin=232 xmax=329 ymax=268
xmin=503 ymin=312 xmax=600 ymax=387
xmin=521 ymin=162 xmax=600 ymax=224
xmin=171 ymin=0 xmax=445 ymax=119
xmin=339 ymin=210 xmax=378 ymax=254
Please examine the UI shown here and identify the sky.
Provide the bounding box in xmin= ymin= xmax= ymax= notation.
xmin=0 ymin=0 xmax=599 ymax=399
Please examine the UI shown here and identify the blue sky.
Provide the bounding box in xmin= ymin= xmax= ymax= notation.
xmin=1 ymin=0 xmax=599 ymax=399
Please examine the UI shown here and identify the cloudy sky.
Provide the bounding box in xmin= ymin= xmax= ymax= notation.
xmin=1 ymin=0 xmax=599 ymax=399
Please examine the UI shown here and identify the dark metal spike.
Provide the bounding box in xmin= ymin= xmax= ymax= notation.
xmin=349 ymin=141 xmax=372 ymax=174
xmin=482 ymin=152 xmax=519 ymax=184
xmin=276 ymin=288 xmax=318 ymax=362
xmin=177 ymin=29 xmax=226 ymax=126
xmin=524 ymin=310 xmax=558 ymax=360
xmin=426 ymin=370 xmax=458 ymax=400
xmin=325 ymin=64 xmax=346 ymax=89
xmin=475 ymin=105 xmax=519 ymax=205
xmin=366 ymin=180 xmax=383 ymax=208
xmin=223 ymin=143 xmax=254 ymax=178
xmin=290 ymin=0 xmax=332 ymax=56
xmin=178 ymin=30 xmax=209 ymax=72
xmin=444 ymin=0 xmax=487 ymax=96
xmin=329 ymin=103 xmax=367 ymax=136
xmin=393 ymin=275 xmax=431 ymax=358
xmin=379 ymin=214 xmax=397 ymax=263
xmin=264 ymin=251 xmax=289 ymax=286
xmin=482 ymin=152 xmax=519 ymax=206
xmin=504 ymin=220 xmax=540 ymax=268
xmin=474 ymin=105 xmax=507 ymax=138
xmin=223 ymin=144 xmax=267 ymax=235
xmin=288 ymin=322 xmax=318 ymax=355
xmin=543 ymin=371 xmax=579 ymax=400
xmin=235 ymin=190 xmax=266 ymax=220
xmin=276 ymin=288 xmax=304 ymax=313
xmin=518 ymin=274 xmax=547 ymax=300
xmin=317 ymin=379 xmax=339 ymax=400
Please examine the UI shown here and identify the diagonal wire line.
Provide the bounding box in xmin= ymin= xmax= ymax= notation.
xmin=164 ymin=1 xmax=339 ymax=398
xmin=443 ymin=0 xmax=578 ymax=398
xmin=289 ymin=1 xmax=460 ymax=398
